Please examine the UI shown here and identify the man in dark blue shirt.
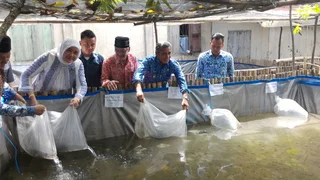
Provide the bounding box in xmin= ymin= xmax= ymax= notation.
xmin=79 ymin=30 xmax=104 ymax=88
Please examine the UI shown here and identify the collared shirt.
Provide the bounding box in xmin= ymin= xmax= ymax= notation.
xmin=101 ymin=53 xmax=138 ymax=89
xmin=0 ymin=83 xmax=35 ymax=116
xmin=132 ymin=55 xmax=189 ymax=94
xmin=4 ymin=62 xmax=14 ymax=83
xmin=196 ymin=50 xmax=234 ymax=79
xmin=79 ymin=52 xmax=104 ymax=87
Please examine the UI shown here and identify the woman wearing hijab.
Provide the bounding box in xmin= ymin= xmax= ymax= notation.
xmin=19 ymin=38 xmax=87 ymax=108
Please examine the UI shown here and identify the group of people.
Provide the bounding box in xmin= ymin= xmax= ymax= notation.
xmin=0 ymin=30 xmax=234 ymax=118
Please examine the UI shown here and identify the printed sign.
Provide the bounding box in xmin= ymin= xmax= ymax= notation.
xmin=209 ymin=84 xmax=224 ymax=96
xmin=266 ymin=82 xmax=277 ymax=93
xmin=168 ymin=87 xmax=182 ymax=99
xmin=104 ymin=94 xmax=124 ymax=108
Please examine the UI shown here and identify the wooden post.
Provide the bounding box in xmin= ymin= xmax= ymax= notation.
xmin=311 ymin=15 xmax=319 ymax=65
xmin=50 ymin=90 xmax=57 ymax=96
xmin=156 ymin=82 xmax=162 ymax=88
xmin=278 ymin=27 xmax=283 ymax=59
xmin=152 ymin=83 xmax=157 ymax=88
xmin=154 ymin=21 xmax=158 ymax=44
xmin=289 ymin=5 xmax=295 ymax=70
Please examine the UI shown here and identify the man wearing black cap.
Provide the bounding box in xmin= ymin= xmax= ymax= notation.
xmin=101 ymin=36 xmax=138 ymax=90
xmin=79 ymin=30 xmax=104 ymax=88
xmin=0 ymin=35 xmax=45 ymax=116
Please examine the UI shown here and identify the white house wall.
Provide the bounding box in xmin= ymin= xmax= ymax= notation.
xmin=268 ymin=26 xmax=320 ymax=60
xmin=7 ymin=23 xmax=173 ymax=63
xmin=52 ymin=23 xmax=149 ymax=60
xmin=209 ymin=22 xmax=270 ymax=61
xmin=204 ymin=21 xmax=320 ymax=61
xmin=200 ymin=22 xmax=212 ymax=55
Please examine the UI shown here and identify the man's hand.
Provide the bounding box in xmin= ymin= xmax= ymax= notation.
xmin=182 ymin=98 xmax=189 ymax=110
xmin=34 ymin=104 xmax=46 ymax=115
xmin=102 ymin=80 xmax=119 ymax=91
xmin=136 ymin=90 xmax=144 ymax=103
xmin=182 ymin=93 xmax=189 ymax=110
xmin=69 ymin=97 xmax=81 ymax=108
xmin=14 ymin=94 xmax=27 ymax=104
xmin=135 ymin=82 xmax=144 ymax=103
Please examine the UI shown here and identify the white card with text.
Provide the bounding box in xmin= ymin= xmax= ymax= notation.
xmin=209 ymin=84 xmax=224 ymax=96
xmin=266 ymin=82 xmax=277 ymax=93
xmin=104 ymin=94 xmax=124 ymax=108
xmin=168 ymin=87 xmax=182 ymax=99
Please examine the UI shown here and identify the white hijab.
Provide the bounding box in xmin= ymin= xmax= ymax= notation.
xmin=56 ymin=38 xmax=81 ymax=65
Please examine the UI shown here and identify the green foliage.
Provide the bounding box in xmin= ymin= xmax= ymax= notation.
xmin=296 ymin=4 xmax=320 ymax=20
xmin=294 ymin=4 xmax=320 ymax=35
xmin=293 ymin=24 xmax=301 ymax=35
xmin=97 ymin=0 xmax=122 ymax=13
xmin=145 ymin=0 xmax=172 ymax=14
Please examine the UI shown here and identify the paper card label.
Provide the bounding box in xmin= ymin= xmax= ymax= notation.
xmin=104 ymin=94 xmax=124 ymax=108
xmin=209 ymin=84 xmax=224 ymax=96
xmin=168 ymin=87 xmax=182 ymax=99
xmin=266 ymin=82 xmax=277 ymax=93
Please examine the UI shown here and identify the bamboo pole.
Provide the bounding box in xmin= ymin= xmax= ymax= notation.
xmin=311 ymin=15 xmax=319 ymax=66
xmin=278 ymin=27 xmax=283 ymax=59
xmin=154 ymin=21 xmax=158 ymax=44
xmin=289 ymin=5 xmax=295 ymax=71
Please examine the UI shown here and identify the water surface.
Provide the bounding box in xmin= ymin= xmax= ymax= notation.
xmin=2 ymin=113 xmax=320 ymax=180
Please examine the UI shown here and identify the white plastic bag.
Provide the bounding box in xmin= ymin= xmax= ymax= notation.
xmin=202 ymin=104 xmax=240 ymax=130
xmin=274 ymin=96 xmax=308 ymax=128
xmin=49 ymin=106 xmax=88 ymax=152
xmin=274 ymin=96 xmax=308 ymax=119
xmin=135 ymin=99 xmax=187 ymax=139
xmin=16 ymin=108 xmax=57 ymax=160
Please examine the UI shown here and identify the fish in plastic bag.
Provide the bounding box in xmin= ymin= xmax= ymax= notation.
xmin=274 ymin=96 xmax=308 ymax=119
xmin=49 ymin=106 xmax=88 ymax=152
xmin=16 ymin=108 xmax=57 ymax=160
xmin=135 ymin=99 xmax=187 ymax=139
xmin=274 ymin=96 xmax=308 ymax=128
xmin=202 ymin=104 xmax=240 ymax=130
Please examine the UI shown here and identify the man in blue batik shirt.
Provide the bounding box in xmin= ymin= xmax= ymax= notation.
xmin=132 ymin=42 xmax=189 ymax=110
xmin=196 ymin=33 xmax=234 ymax=80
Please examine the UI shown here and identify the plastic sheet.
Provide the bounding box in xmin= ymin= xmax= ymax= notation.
xmin=135 ymin=99 xmax=187 ymax=139
xmin=16 ymin=105 xmax=57 ymax=160
xmin=49 ymin=106 xmax=88 ymax=152
xmin=274 ymin=96 xmax=308 ymax=119
xmin=202 ymin=104 xmax=241 ymax=130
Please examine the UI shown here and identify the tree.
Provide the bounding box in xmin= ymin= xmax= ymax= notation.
xmin=294 ymin=4 xmax=320 ymax=65
xmin=0 ymin=0 xmax=25 ymax=40
xmin=1 ymin=0 xmax=319 ymax=41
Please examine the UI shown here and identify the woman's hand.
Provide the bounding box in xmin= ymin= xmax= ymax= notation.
xmin=69 ymin=97 xmax=81 ymax=108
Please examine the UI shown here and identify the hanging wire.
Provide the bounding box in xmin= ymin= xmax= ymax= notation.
xmin=0 ymin=128 xmax=21 ymax=174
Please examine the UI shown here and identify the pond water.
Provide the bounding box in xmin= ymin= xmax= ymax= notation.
xmin=2 ymin=113 xmax=320 ymax=180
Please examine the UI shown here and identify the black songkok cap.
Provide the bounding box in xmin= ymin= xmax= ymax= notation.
xmin=0 ymin=35 xmax=11 ymax=53
xmin=114 ymin=36 xmax=129 ymax=48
